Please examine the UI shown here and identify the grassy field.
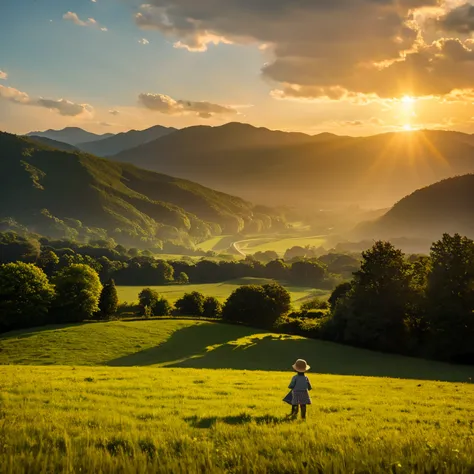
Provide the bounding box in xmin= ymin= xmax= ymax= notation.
xmin=235 ymin=235 xmax=327 ymax=256
xmin=117 ymin=278 xmax=326 ymax=308
xmin=1 ymin=320 xmax=474 ymax=473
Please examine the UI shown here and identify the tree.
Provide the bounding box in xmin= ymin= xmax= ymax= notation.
xmin=338 ymin=241 xmax=414 ymax=352
xmin=223 ymin=283 xmax=291 ymax=328
xmin=175 ymin=291 xmax=205 ymax=316
xmin=265 ymin=259 xmax=289 ymax=280
xmin=177 ymin=272 xmax=190 ymax=285
xmin=37 ymin=249 xmax=59 ymax=277
xmin=53 ymin=264 xmax=103 ymax=322
xmin=328 ymin=282 xmax=352 ymax=309
xmin=153 ymin=296 xmax=172 ymax=316
xmin=98 ymin=279 xmax=119 ymax=320
xmin=426 ymin=234 xmax=474 ymax=361
xmin=0 ymin=262 xmax=55 ymax=331
xmin=202 ymin=296 xmax=222 ymax=318
xmin=290 ymin=260 xmax=327 ymax=287
xmin=0 ymin=232 xmax=41 ymax=264
xmin=138 ymin=288 xmax=160 ymax=314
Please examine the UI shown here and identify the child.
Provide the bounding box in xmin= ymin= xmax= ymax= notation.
xmin=285 ymin=359 xmax=312 ymax=419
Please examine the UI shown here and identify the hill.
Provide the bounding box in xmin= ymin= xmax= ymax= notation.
xmin=1 ymin=319 xmax=472 ymax=381
xmin=26 ymin=127 xmax=114 ymax=146
xmin=26 ymin=135 xmax=79 ymax=153
xmin=354 ymin=174 xmax=474 ymax=240
xmin=77 ymin=125 xmax=177 ymax=157
xmin=0 ymin=132 xmax=283 ymax=246
xmin=112 ymin=123 xmax=474 ymax=209
xmin=2 ymin=321 xmax=473 ymax=472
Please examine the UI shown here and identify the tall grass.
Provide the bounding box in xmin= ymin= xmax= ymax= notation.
xmin=1 ymin=366 xmax=473 ymax=473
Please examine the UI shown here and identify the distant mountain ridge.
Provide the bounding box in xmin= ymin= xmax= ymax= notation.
xmin=111 ymin=122 xmax=474 ymax=209
xmin=353 ymin=174 xmax=474 ymax=240
xmin=25 ymin=136 xmax=79 ymax=153
xmin=76 ymin=125 xmax=177 ymax=157
xmin=0 ymin=132 xmax=284 ymax=247
xmin=26 ymin=127 xmax=114 ymax=146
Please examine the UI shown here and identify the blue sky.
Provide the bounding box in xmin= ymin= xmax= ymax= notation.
xmin=2 ymin=0 xmax=474 ymax=135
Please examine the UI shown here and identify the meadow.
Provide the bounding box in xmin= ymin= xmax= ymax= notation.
xmin=1 ymin=320 xmax=474 ymax=473
xmin=234 ymin=235 xmax=327 ymax=257
xmin=117 ymin=278 xmax=326 ymax=308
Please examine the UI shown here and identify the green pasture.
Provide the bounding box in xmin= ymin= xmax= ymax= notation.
xmin=117 ymin=278 xmax=325 ymax=308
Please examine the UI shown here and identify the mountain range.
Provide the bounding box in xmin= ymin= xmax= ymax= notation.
xmin=76 ymin=125 xmax=177 ymax=157
xmin=27 ymin=127 xmax=114 ymax=146
xmin=0 ymin=132 xmax=283 ymax=248
xmin=109 ymin=123 xmax=474 ymax=209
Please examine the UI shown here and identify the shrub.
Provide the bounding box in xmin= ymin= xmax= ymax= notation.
xmin=202 ymin=297 xmax=222 ymax=318
xmin=98 ymin=279 xmax=119 ymax=319
xmin=175 ymin=292 xmax=205 ymax=316
xmin=0 ymin=262 xmax=55 ymax=332
xmin=53 ymin=264 xmax=103 ymax=322
xmin=301 ymin=298 xmax=329 ymax=311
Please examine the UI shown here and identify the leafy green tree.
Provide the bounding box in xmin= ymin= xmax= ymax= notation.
xmin=0 ymin=262 xmax=55 ymax=331
xmin=265 ymin=259 xmax=289 ymax=280
xmin=175 ymin=291 xmax=205 ymax=316
xmin=177 ymin=272 xmax=190 ymax=285
xmin=426 ymin=234 xmax=474 ymax=360
xmin=328 ymin=282 xmax=352 ymax=309
xmin=0 ymin=232 xmax=41 ymax=264
xmin=53 ymin=264 xmax=103 ymax=322
xmin=338 ymin=241 xmax=414 ymax=352
xmin=290 ymin=260 xmax=327 ymax=287
xmin=202 ymin=296 xmax=222 ymax=318
xmin=152 ymin=296 xmax=172 ymax=316
xmin=98 ymin=279 xmax=119 ymax=320
xmin=138 ymin=288 xmax=160 ymax=314
xmin=37 ymin=249 xmax=60 ymax=277
xmin=223 ymin=283 xmax=291 ymax=328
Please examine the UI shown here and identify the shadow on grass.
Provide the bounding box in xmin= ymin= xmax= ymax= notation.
xmin=185 ymin=413 xmax=292 ymax=428
xmin=0 ymin=322 xmax=89 ymax=341
xmin=106 ymin=322 xmax=474 ymax=382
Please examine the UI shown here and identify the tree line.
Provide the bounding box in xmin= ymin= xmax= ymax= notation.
xmin=0 ymin=232 xmax=358 ymax=288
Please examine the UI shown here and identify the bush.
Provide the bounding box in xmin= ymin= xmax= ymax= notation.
xmin=202 ymin=297 xmax=222 ymax=318
xmin=223 ymin=283 xmax=291 ymax=328
xmin=98 ymin=279 xmax=119 ymax=319
xmin=300 ymin=298 xmax=329 ymax=311
xmin=152 ymin=297 xmax=172 ymax=316
xmin=0 ymin=262 xmax=55 ymax=332
xmin=53 ymin=264 xmax=103 ymax=323
xmin=274 ymin=315 xmax=329 ymax=339
xmin=175 ymin=292 xmax=205 ymax=316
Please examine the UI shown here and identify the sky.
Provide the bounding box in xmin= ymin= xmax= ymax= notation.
xmin=2 ymin=0 xmax=474 ymax=136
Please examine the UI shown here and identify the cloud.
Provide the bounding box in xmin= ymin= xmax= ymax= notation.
xmin=435 ymin=3 xmax=474 ymax=34
xmin=109 ymin=109 xmax=120 ymax=116
xmin=138 ymin=93 xmax=238 ymax=118
xmin=133 ymin=0 xmax=474 ymax=100
xmin=63 ymin=12 xmax=107 ymax=31
xmin=0 ymin=70 xmax=7 ymax=80
xmin=0 ymin=84 xmax=93 ymax=117
xmin=138 ymin=38 xmax=150 ymax=45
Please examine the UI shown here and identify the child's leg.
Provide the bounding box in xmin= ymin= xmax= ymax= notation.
xmin=300 ymin=405 xmax=307 ymax=419
xmin=291 ymin=405 xmax=299 ymax=417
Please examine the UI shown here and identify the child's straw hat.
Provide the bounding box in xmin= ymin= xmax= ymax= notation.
xmin=292 ymin=359 xmax=310 ymax=372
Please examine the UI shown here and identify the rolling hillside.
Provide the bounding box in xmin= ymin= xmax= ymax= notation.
xmin=26 ymin=136 xmax=79 ymax=153
xmin=27 ymin=127 xmax=114 ymax=146
xmin=77 ymin=124 xmax=177 ymax=157
xmin=112 ymin=123 xmax=474 ymax=209
xmin=354 ymin=174 xmax=474 ymax=240
xmin=0 ymin=132 xmax=282 ymax=246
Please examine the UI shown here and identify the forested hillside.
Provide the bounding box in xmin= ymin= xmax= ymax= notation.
xmin=112 ymin=123 xmax=474 ymax=208
xmin=0 ymin=133 xmax=284 ymax=247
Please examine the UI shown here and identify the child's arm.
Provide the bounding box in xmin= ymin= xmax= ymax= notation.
xmin=288 ymin=376 xmax=296 ymax=389
xmin=307 ymin=377 xmax=312 ymax=391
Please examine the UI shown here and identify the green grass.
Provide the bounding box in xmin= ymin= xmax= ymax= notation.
xmin=117 ymin=278 xmax=324 ymax=308
xmin=1 ymin=364 xmax=473 ymax=473
xmin=1 ymin=320 xmax=474 ymax=472
xmin=236 ymin=235 xmax=327 ymax=256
